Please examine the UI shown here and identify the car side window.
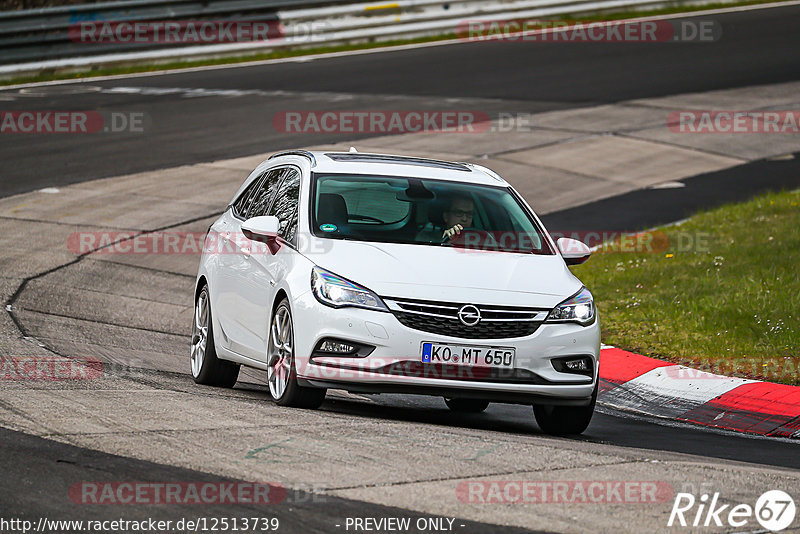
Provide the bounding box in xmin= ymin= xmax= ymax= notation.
xmin=284 ymin=208 xmax=299 ymax=247
xmin=232 ymin=173 xmax=265 ymax=219
xmin=267 ymin=168 xmax=301 ymax=239
xmin=246 ymin=168 xmax=285 ymax=219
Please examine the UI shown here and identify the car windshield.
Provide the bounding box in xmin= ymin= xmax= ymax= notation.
xmin=311 ymin=173 xmax=554 ymax=254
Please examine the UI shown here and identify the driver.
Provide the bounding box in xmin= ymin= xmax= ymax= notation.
xmin=416 ymin=195 xmax=475 ymax=242
xmin=441 ymin=195 xmax=474 ymax=240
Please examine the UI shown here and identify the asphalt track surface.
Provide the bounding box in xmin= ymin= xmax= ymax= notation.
xmin=1 ymin=3 xmax=800 ymax=197
xmin=540 ymin=148 xmax=800 ymax=232
xmin=316 ymin=391 xmax=800 ymax=469
xmin=1 ymin=3 xmax=800 ymax=531
xmin=1 ymin=394 xmax=797 ymax=531
xmin=1 ymin=428 xmax=544 ymax=533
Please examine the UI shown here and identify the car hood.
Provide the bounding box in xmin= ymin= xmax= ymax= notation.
xmin=305 ymin=239 xmax=582 ymax=308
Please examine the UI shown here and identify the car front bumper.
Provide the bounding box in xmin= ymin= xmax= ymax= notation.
xmin=292 ymin=290 xmax=600 ymax=405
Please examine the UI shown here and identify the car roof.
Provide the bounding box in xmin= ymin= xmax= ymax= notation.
xmin=269 ymin=150 xmax=508 ymax=186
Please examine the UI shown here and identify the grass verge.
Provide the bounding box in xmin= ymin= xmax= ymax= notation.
xmin=0 ymin=0 xmax=792 ymax=87
xmin=572 ymin=189 xmax=800 ymax=385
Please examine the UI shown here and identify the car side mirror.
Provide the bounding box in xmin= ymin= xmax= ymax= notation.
xmin=242 ymin=216 xmax=281 ymax=255
xmin=556 ymin=237 xmax=591 ymax=265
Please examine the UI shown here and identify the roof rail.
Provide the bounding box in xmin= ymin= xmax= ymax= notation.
xmin=324 ymin=152 xmax=470 ymax=172
xmin=269 ymin=150 xmax=316 ymax=167
xmin=462 ymin=162 xmax=504 ymax=182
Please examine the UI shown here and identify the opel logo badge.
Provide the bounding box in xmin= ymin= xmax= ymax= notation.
xmin=458 ymin=305 xmax=481 ymax=326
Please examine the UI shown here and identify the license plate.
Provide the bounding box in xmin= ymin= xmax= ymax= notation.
xmin=420 ymin=342 xmax=515 ymax=368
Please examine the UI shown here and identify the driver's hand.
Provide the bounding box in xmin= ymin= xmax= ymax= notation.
xmin=442 ymin=224 xmax=463 ymax=240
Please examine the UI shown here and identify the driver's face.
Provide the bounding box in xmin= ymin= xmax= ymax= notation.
xmin=444 ymin=198 xmax=474 ymax=228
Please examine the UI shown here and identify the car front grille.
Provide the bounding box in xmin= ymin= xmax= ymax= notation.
xmin=384 ymin=297 xmax=549 ymax=339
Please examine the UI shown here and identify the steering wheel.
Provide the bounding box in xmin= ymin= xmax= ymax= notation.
xmin=443 ymin=228 xmax=497 ymax=249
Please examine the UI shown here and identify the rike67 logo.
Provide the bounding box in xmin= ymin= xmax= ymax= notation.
xmin=668 ymin=490 xmax=796 ymax=531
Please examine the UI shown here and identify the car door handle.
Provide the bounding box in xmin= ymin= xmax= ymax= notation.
xmin=241 ymin=246 xmax=251 ymax=259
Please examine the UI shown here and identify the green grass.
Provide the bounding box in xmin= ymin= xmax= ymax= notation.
xmin=572 ymin=189 xmax=800 ymax=385
xmin=0 ymin=0 xmax=791 ymax=87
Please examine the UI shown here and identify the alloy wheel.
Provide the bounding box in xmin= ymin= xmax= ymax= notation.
xmin=268 ymin=305 xmax=294 ymax=399
xmin=190 ymin=291 xmax=209 ymax=378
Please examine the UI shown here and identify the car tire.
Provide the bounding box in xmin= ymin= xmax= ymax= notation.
xmin=533 ymin=381 xmax=597 ymax=435
xmin=268 ymin=299 xmax=326 ymax=409
xmin=191 ymin=285 xmax=240 ymax=388
xmin=444 ymin=398 xmax=490 ymax=413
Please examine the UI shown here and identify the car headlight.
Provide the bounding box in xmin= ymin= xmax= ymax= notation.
xmin=546 ymin=287 xmax=595 ymax=326
xmin=311 ymin=267 xmax=388 ymax=312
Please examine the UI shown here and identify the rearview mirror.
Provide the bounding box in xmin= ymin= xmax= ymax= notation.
xmin=556 ymin=237 xmax=591 ymax=265
xmin=242 ymin=216 xmax=281 ymax=254
xmin=396 ymin=178 xmax=434 ymax=201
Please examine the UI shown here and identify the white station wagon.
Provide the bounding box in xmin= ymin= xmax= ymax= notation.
xmin=192 ymin=150 xmax=599 ymax=435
